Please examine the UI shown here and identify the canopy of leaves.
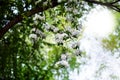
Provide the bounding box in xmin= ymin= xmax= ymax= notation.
xmin=0 ymin=0 xmax=120 ymax=80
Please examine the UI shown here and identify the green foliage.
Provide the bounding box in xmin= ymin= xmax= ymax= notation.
xmin=102 ymin=34 xmax=118 ymax=51
xmin=102 ymin=12 xmax=120 ymax=51
xmin=0 ymin=0 xmax=120 ymax=80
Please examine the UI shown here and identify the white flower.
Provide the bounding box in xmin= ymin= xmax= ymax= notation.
xmin=55 ymin=33 xmax=68 ymax=44
xmin=36 ymin=29 xmax=42 ymax=35
xmin=61 ymin=60 xmax=69 ymax=67
xmin=31 ymin=28 xmax=36 ymax=32
xmin=57 ymin=0 xmax=62 ymax=3
xmin=31 ymin=28 xmax=41 ymax=35
xmin=62 ymin=33 xmax=68 ymax=38
xmin=33 ymin=14 xmax=39 ymax=20
xmin=55 ymin=33 xmax=62 ymax=39
xmin=53 ymin=27 xmax=59 ymax=33
xmin=31 ymin=28 xmax=46 ymax=38
xmin=39 ymin=16 xmax=45 ymax=20
xmin=55 ymin=33 xmax=63 ymax=43
xmin=74 ymin=49 xmax=81 ymax=56
xmin=61 ymin=54 xmax=67 ymax=60
xmin=34 ymin=21 xmax=38 ymax=25
xmin=29 ymin=34 xmax=37 ymax=40
xmin=44 ymin=23 xmax=51 ymax=30
xmin=55 ymin=38 xmax=63 ymax=44
xmin=65 ymin=26 xmax=73 ymax=32
xmin=73 ymin=9 xmax=78 ymax=14
xmin=71 ymin=41 xmax=79 ymax=49
xmin=66 ymin=14 xmax=74 ymax=21
xmin=55 ymin=60 xmax=69 ymax=67
xmin=71 ymin=29 xmax=80 ymax=37
xmin=33 ymin=14 xmax=45 ymax=21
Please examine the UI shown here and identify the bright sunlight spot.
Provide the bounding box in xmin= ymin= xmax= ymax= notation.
xmin=84 ymin=6 xmax=115 ymax=38
xmin=70 ymin=6 xmax=120 ymax=80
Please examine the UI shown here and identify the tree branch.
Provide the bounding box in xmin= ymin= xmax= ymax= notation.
xmin=0 ymin=0 xmax=66 ymax=39
xmin=84 ymin=0 xmax=120 ymax=12
xmin=109 ymin=0 xmax=120 ymax=4
xmin=1 ymin=0 xmax=120 ymax=39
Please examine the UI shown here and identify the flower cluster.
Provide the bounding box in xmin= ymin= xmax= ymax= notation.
xmin=44 ymin=23 xmax=59 ymax=33
xmin=71 ymin=41 xmax=79 ymax=49
xmin=33 ymin=14 xmax=45 ymax=21
xmin=31 ymin=28 xmax=46 ymax=39
xmin=65 ymin=26 xmax=80 ymax=38
xmin=29 ymin=28 xmax=46 ymax=42
xmin=74 ymin=49 xmax=81 ymax=56
xmin=55 ymin=54 xmax=69 ymax=68
xmin=68 ymin=41 xmax=82 ymax=56
xmin=71 ymin=29 xmax=80 ymax=37
xmin=55 ymin=33 xmax=68 ymax=44
xmin=55 ymin=60 xmax=69 ymax=68
xmin=33 ymin=14 xmax=45 ymax=25
xmin=44 ymin=23 xmax=51 ymax=30
xmin=61 ymin=54 xmax=67 ymax=60
xmin=29 ymin=33 xmax=37 ymax=40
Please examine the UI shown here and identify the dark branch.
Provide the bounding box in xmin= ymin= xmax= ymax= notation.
xmin=1 ymin=0 xmax=120 ymax=39
xmin=84 ymin=0 xmax=109 ymax=6
xmin=84 ymin=0 xmax=120 ymax=12
xmin=0 ymin=0 xmax=66 ymax=39
xmin=109 ymin=0 xmax=120 ymax=4
xmin=111 ymin=5 xmax=120 ymax=12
